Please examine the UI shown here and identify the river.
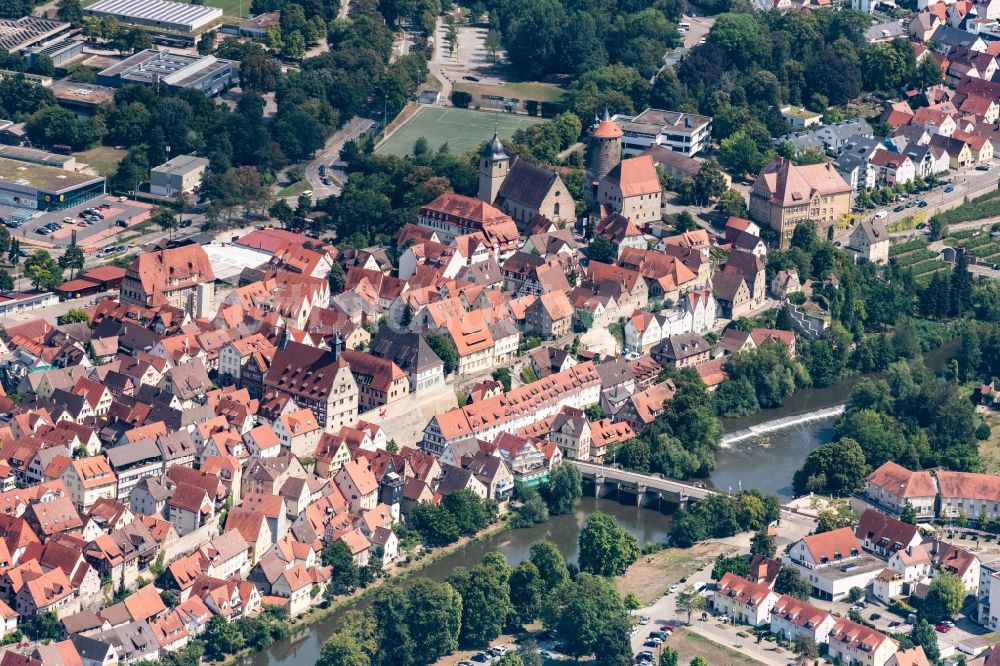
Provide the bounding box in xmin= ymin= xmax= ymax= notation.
xmin=242 ymin=497 xmax=674 ymax=666
xmin=243 ymin=343 xmax=957 ymax=665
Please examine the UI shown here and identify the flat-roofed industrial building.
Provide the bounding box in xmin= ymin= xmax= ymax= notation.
xmin=150 ymin=154 xmax=208 ymax=195
xmin=0 ymin=157 xmax=105 ymax=210
xmin=0 ymin=145 xmax=76 ymax=170
xmin=84 ymin=0 xmax=222 ymax=33
xmin=0 ymin=17 xmax=72 ymax=52
xmin=97 ymin=49 xmax=236 ymax=96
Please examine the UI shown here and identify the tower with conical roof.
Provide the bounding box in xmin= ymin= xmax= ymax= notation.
xmin=478 ymin=131 xmax=510 ymax=204
xmin=586 ymin=110 xmax=624 ymax=203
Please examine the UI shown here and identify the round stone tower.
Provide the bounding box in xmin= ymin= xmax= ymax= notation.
xmin=586 ymin=109 xmax=624 ymax=195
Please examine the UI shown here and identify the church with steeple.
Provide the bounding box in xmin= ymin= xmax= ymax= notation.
xmin=477 ymin=132 xmax=575 ymax=227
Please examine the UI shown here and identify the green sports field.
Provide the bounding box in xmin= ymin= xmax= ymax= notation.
xmin=375 ymin=107 xmax=543 ymax=158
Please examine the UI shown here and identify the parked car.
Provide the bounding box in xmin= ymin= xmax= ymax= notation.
xmin=99 ymin=203 xmax=111 ymax=210
xmin=116 ymin=220 xmax=128 ymax=228
xmin=918 ymin=201 xmax=928 ymax=208
xmin=894 ymin=205 xmax=905 ymax=212
xmin=668 ymin=584 xmax=679 ymax=594
xmin=639 ymin=616 xmax=650 ymax=625
xmin=471 ymin=653 xmax=490 ymax=663
xmin=944 ymin=185 xmax=955 ymax=193
xmin=935 ymin=624 xmax=949 ymax=633
xmin=870 ymin=613 xmax=881 ymax=620
xmin=661 ymin=625 xmax=675 ymax=632
xmin=977 ymin=164 xmax=991 ymax=171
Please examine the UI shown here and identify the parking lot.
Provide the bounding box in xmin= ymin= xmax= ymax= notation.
xmin=3 ymin=195 xmax=153 ymax=250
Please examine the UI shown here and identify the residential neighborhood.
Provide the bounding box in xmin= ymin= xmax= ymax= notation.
xmin=0 ymin=0 xmax=997 ymax=661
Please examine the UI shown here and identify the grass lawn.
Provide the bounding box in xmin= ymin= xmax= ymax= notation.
xmin=73 ymin=146 xmax=126 ymax=177
xmin=979 ymin=412 xmax=1000 ymax=474
xmin=375 ymin=106 xmax=543 ymax=158
xmin=277 ymin=180 xmax=311 ymax=198
xmin=667 ymin=629 xmax=769 ymax=666
xmin=454 ymin=80 xmax=567 ymax=106
xmin=616 ymin=542 xmax=738 ymax=606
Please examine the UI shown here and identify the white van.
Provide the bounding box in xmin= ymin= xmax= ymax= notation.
xmin=679 ymin=21 xmax=691 ymax=29
xmin=874 ymin=210 xmax=888 ymax=220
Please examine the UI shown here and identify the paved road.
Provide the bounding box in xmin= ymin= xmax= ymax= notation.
xmin=833 ymin=165 xmax=1000 ymax=246
xmin=300 ymin=115 xmax=376 ymax=201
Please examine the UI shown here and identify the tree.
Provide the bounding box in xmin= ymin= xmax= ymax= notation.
xmin=712 ymin=554 xmax=749 ymax=580
xmin=0 ymin=269 xmax=13 ymax=292
xmin=929 ymin=215 xmax=948 ymax=241
xmin=24 ymin=250 xmax=63 ymax=290
xmin=58 ymin=0 xmax=84 ymax=25
xmin=919 ymin=573 xmax=966 ymax=622
xmin=327 ymin=262 xmax=346 ymax=295
xmin=690 ymin=658 xmax=708 ymax=666
xmin=61 ymin=308 xmax=90 ymax=324
xmin=675 ymin=585 xmax=706 ymax=624
xmin=22 ymin=610 xmax=60 ymax=640
xmin=578 ymin=512 xmax=640 ymax=577
xmin=792 ymin=438 xmax=870 ymax=496
xmin=269 ymin=200 xmax=294 ymax=228
xmin=425 ymin=333 xmax=457 ymax=375
xmin=509 ymin=560 xmax=544 ymax=626
xmin=492 ymin=367 xmax=512 ymax=392
xmin=202 ymin=613 xmax=245 ymax=660
xmin=688 ymin=158 xmax=727 ymax=205
xmin=529 ymin=541 xmax=569 ymax=591
xmin=774 ymin=566 xmax=810 ymax=600
xmin=371 ymin=587 xmax=414 ymax=666
xmin=484 ymin=30 xmax=502 ymax=62
xmin=716 ymin=188 xmax=748 ymax=218
xmin=152 ymin=206 xmax=177 ymax=232
xmin=321 ymin=540 xmax=359 ymax=594
xmin=410 ymin=501 xmax=460 ymax=547
xmin=541 ymin=573 xmax=631 ymax=662
xmin=450 ymin=90 xmax=472 ymax=108
xmin=900 ymin=503 xmax=918 ymax=525
xmin=750 ymin=530 xmax=777 ymax=558
xmin=815 ymin=501 xmax=859 ymax=534
xmin=403 ymin=578 xmax=462 ymax=664
xmin=951 ymin=249 xmax=973 ymax=316
xmin=283 ymin=31 xmax=306 ymax=59
xmin=318 ymin=630 xmax=370 ymax=666
xmin=587 ymin=235 xmax=617 ymax=263
xmin=660 ymin=647 xmax=679 ymax=666
xmin=441 ymin=489 xmax=495 ymax=536
xmin=449 ymin=557 xmax=512 ymax=647
xmin=543 ymin=462 xmax=582 ymax=515
xmin=59 ymin=245 xmax=85 ymax=279
xmin=241 ymin=54 xmax=281 ymax=92
xmin=910 ymin=618 xmax=941 ymax=663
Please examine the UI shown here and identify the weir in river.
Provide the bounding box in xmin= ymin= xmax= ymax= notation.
xmin=719 ymin=404 xmax=846 ymax=447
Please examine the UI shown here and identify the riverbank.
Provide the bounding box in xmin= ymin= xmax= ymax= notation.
xmin=213 ymin=517 xmax=514 ymax=666
xmin=615 ymin=540 xmax=738 ymax=605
